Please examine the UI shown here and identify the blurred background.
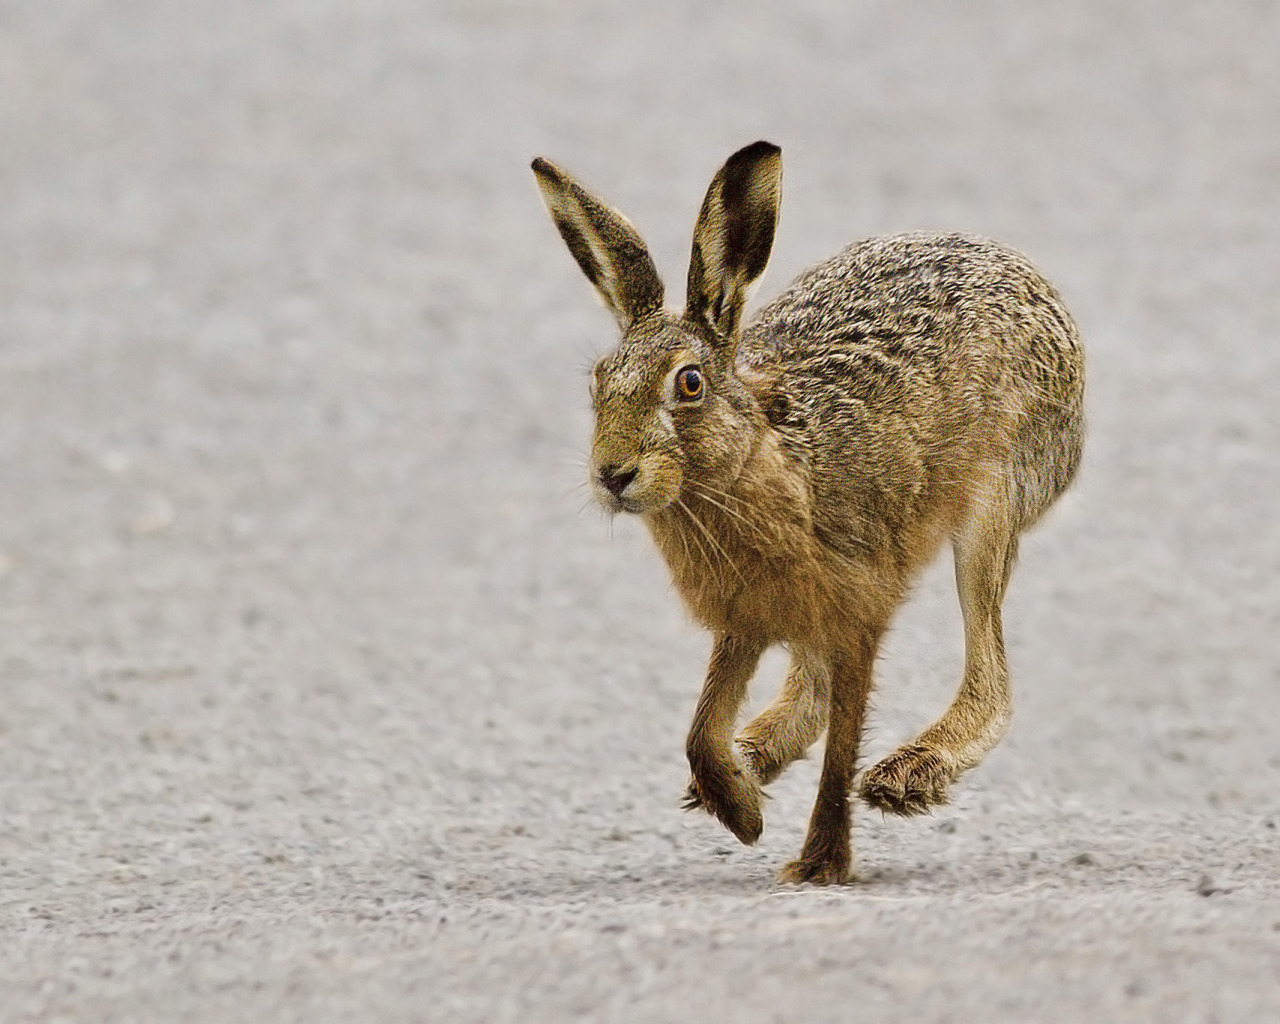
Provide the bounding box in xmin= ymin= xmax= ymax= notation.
xmin=2 ymin=1 xmax=1278 ymax=1020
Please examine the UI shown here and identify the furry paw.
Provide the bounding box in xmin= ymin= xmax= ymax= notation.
xmin=733 ymin=738 xmax=781 ymax=787
xmin=681 ymin=777 xmax=707 ymax=812
xmin=859 ymin=744 xmax=953 ymax=816
xmin=683 ymin=764 xmax=764 ymax=845
xmin=777 ymin=852 xmax=851 ymax=886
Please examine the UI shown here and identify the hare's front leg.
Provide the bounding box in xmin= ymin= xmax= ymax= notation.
xmin=779 ymin=642 xmax=876 ymax=885
xmin=735 ymin=649 xmax=829 ymax=785
xmin=685 ymin=633 xmax=767 ymax=845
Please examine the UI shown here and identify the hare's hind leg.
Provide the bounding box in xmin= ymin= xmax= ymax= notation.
xmin=860 ymin=510 xmax=1019 ymax=816
xmin=735 ymin=648 xmax=830 ymax=786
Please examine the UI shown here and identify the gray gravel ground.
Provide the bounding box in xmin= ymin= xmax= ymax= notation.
xmin=3 ymin=1 xmax=1280 ymax=1021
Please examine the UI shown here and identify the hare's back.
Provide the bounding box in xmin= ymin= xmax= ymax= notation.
xmin=744 ymin=232 xmax=1078 ymax=372
xmin=743 ymin=232 xmax=1081 ymax=424
xmin=740 ymin=232 xmax=1083 ymax=526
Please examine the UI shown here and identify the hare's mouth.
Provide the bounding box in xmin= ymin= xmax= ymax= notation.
xmin=591 ymin=463 xmax=676 ymax=516
xmin=599 ymin=494 xmax=646 ymax=515
xmin=593 ymin=485 xmax=662 ymax=516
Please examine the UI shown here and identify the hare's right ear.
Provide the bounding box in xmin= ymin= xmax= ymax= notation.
xmin=531 ymin=158 xmax=665 ymax=328
xmin=685 ymin=141 xmax=782 ymax=349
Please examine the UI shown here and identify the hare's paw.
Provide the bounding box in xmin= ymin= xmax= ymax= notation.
xmin=681 ymin=748 xmax=762 ymax=810
xmin=777 ymin=849 xmax=852 ymax=886
xmin=732 ymin=737 xmax=782 ymax=787
xmin=859 ymin=744 xmax=953 ymax=816
xmin=681 ymin=777 xmax=706 ymax=812
xmin=683 ymin=763 xmax=764 ymax=846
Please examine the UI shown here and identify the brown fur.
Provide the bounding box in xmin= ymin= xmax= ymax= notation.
xmin=532 ymin=143 xmax=1084 ymax=885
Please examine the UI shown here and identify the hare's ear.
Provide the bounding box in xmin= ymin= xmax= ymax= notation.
xmin=531 ymin=158 xmax=665 ymax=328
xmin=685 ymin=141 xmax=782 ymax=349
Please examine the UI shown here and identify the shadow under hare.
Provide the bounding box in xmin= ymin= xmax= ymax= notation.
xmin=532 ymin=141 xmax=1083 ymax=885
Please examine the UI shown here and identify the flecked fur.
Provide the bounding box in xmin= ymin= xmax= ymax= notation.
xmin=533 ymin=142 xmax=1084 ymax=885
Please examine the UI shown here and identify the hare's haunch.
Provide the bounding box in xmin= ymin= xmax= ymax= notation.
xmin=533 ymin=142 xmax=1083 ymax=885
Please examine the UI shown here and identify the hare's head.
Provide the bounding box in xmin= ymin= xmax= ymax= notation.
xmin=533 ymin=142 xmax=782 ymax=515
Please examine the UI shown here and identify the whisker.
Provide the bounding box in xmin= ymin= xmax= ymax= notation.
xmin=674 ymin=500 xmax=714 ymax=577
xmin=678 ymin=498 xmax=746 ymax=587
xmin=689 ymin=481 xmax=768 ymax=521
xmin=687 ymin=484 xmax=772 ymax=544
xmin=677 ymin=510 xmax=693 ymax=564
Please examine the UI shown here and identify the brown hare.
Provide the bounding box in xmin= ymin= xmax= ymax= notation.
xmin=532 ymin=141 xmax=1083 ymax=885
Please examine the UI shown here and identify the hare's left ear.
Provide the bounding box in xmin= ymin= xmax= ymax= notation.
xmin=685 ymin=141 xmax=782 ymax=350
xmin=532 ymin=158 xmax=665 ymax=329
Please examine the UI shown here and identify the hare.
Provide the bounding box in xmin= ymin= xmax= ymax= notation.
xmin=531 ymin=141 xmax=1083 ymax=885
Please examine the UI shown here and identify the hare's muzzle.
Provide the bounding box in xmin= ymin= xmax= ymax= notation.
xmin=590 ymin=441 xmax=683 ymax=515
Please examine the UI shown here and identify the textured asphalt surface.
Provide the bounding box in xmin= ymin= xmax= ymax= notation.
xmin=3 ymin=2 xmax=1280 ymax=1021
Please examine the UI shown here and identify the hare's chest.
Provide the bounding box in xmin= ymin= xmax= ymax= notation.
xmin=723 ymin=554 xmax=831 ymax=642
xmin=650 ymin=511 xmax=828 ymax=642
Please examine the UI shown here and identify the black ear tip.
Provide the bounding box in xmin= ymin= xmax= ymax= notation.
xmin=738 ymin=140 xmax=782 ymax=161
xmin=531 ymin=157 xmax=555 ymax=179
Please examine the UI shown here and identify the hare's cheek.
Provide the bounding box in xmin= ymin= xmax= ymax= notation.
xmin=633 ymin=455 xmax=683 ymax=510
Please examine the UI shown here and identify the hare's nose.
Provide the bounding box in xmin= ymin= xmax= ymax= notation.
xmin=598 ymin=465 xmax=638 ymax=497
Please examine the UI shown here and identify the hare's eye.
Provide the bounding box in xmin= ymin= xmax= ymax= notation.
xmin=674 ymin=365 xmax=704 ymax=402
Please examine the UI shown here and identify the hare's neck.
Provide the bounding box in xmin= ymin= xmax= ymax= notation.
xmin=644 ymin=497 xmax=750 ymax=629
xmin=643 ymin=432 xmax=814 ymax=628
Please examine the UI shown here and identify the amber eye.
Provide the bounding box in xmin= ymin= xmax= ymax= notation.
xmin=674 ymin=365 xmax=704 ymax=402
